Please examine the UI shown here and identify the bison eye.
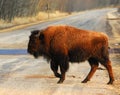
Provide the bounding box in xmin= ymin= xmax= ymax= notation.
xmin=39 ymin=33 xmax=44 ymax=40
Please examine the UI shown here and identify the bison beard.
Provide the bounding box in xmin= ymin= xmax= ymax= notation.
xmin=27 ymin=25 xmax=114 ymax=84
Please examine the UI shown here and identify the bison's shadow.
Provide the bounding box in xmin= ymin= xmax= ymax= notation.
xmin=25 ymin=74 xmax=77 ymax=79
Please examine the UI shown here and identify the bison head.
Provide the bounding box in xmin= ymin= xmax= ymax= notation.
xmin=27 ymin=30 xmax=44 ymax=58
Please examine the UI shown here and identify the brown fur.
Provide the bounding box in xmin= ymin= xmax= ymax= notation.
xmin=27 ymin=25 xmax=114 ymax=84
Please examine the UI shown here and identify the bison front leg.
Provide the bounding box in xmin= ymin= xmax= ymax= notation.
xmin=57 ymin=57 xmax=69 ymax=84
xmin=50 ymin=60 xmax=61 ymax=78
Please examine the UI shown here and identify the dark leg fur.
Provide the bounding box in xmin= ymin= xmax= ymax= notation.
xmin=50 ymin=60 xmax=61 ymax=78
xmin=100 ymin=46 xmax=114 ymax=84
xmin=57 ymin=56 xmax=69 ymax=84
xmin=100 ymin=59 xmax=114 ymax=84
xmin=82 ymin=58 xmax=99 ymax=83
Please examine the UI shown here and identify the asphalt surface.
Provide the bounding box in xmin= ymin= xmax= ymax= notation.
xmin=0 ymin=8 xmax=119 ymax=95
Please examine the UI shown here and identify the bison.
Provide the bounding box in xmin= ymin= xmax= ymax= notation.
xmin=27 ymin=25 xmax=114 ymax=84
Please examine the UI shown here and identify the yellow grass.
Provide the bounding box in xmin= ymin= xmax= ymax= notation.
xmin=0 ymin=19 xmax=14 ymax=29
xmin=0 ymin=11 xmax=68 ymax=30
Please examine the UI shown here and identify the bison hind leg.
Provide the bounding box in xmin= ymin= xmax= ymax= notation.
xmin=99 ymin=46 xmax=114 ymax=84
xmin=100 ymin=59 xmax=114 ymax=84
xmin=82 ymin=58 xmax=99 ymax=83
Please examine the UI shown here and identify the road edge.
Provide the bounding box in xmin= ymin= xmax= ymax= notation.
xmin=107 ymin=10 xmax=120 ymax=37
xmin=107 ymin=10 xmax=120 ymax=95
xmin=0 ymin=15 xmax=69 ymax=33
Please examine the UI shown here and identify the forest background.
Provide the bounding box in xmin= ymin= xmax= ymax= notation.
xmin=0 ymin=0 xmax=119 ymax=29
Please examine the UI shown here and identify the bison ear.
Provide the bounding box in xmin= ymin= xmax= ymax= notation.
xmin=39 ymin=33 xmax=44 ymax=40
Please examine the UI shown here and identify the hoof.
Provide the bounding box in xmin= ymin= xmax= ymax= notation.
xmin=81 ymin=80 xmax=87 ymax=83
xmin=107 ymin=81 xmax=114 ymax=85
xmin=107 ymin=78 xmax=114 ymax=85
xmin=57 ymin=79 xmax=64 ymax=84
xmin=81 ymin=79 xmax=89 ymax=83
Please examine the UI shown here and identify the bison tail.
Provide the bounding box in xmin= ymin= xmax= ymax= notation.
xmin=101 ymin=46 xmax=109 ymax=62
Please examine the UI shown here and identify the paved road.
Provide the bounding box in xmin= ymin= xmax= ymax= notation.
xmin=0 ymin=8 xmax=115 ymax=49
xmin=0 ymin=8 xmax=119 ymax=95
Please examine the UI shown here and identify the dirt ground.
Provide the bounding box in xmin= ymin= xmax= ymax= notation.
xmin=111 ymin=54 xmax=120 ymax=94
xmin=107 ymin=10 xmax=120 ymax=94
xmin=0 ymin=8 xmax=119 ymax=95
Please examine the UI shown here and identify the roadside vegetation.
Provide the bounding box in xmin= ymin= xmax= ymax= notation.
xmin=0 ymin=11 xmax=68 ymax=30
xmin=0 ymin=0 xmax=119 ymax=30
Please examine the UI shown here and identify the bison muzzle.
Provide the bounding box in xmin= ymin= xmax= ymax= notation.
xmin=27 ymin=25 xmax=114 ymax=84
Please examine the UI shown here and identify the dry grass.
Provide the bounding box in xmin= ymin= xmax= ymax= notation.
xmin=0 ymin=11 xmax=68 ymax=30
xmin=0 ymin=19 xmax=14 ymax=29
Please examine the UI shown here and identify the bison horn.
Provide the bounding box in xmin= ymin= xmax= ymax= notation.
xmin=31 ymin=30 xmax=39 ymax=35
